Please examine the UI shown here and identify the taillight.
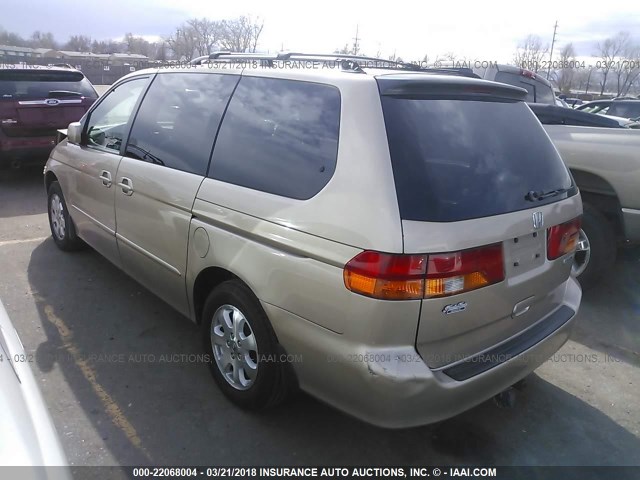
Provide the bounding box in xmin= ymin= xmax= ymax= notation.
xmin=547 ymin=217 xmax=581 ymax=260
xmin=343 ymin=251 xmax=427 ymax=300
xmin=343 ymin=243 xmax=504 ymax=300
xmin=520 ymin=68 xmax=536 ymax=79
xmin=425 ymin=243 xmax=504 ymax=298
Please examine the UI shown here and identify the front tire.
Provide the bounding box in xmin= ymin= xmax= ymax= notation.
xmin=201 ymin=280 xmax=291 ymax=410
xmin=573 ymin=203 xmax=616 ymax=289
xmin=47 ymin=181 xmax=84 ymax=251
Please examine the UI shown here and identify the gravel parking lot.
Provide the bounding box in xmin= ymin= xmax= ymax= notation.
xmin=1 ymin=167 xmax=639 ymax=472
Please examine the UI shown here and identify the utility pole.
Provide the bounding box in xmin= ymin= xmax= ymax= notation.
xmin=352 ymin=25 xmax=360 ymax=55
xmin=547 ymin=21 xmax=558 ymax=80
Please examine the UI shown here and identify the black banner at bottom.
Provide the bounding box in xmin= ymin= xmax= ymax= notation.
xmin=1 ymin=466 xmax=638 ymax=480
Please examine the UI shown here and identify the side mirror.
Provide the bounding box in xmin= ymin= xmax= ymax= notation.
xmin=67 ymin=122 xmax=83 ymax=145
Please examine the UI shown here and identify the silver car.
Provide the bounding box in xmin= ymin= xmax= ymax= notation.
xmin=43 ymin=53 xmax=582 ymax=428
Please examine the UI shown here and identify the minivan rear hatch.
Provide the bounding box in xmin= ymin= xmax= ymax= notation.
xmin=0 ymin=69 xmax=97 ymax=137
xmin=377 ymin=74 xmax=581 ymax=370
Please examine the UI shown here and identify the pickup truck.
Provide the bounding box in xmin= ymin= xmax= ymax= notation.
xmin=529 ymin=104 xmax=640 ymax=288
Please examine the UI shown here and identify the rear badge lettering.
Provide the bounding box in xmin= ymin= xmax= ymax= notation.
xmin=442 ymin=301 xmax=467 ymax=315
xmin=532 ymin=211 xmax=544 ymax=229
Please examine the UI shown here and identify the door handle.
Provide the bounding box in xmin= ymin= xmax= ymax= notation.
xmin=99 ymin=170 xmax=112 ymax=188
xmin=117 ymin=177 xmax=134 ymax=196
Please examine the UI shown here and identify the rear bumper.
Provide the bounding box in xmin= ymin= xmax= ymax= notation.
xmin=0 ymin=134 xmax=57 ymax=167
xmin=622 ymin=208 xmax=640 ymax=242
xmin=264 ymin=277 xmax=581 ymax=428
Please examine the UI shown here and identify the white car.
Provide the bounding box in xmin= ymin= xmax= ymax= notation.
xmin=0 ymin=300 xmax=70 ymax=473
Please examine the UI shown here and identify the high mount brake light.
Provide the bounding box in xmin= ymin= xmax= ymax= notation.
xmin=343 ymin=243 xmax=505 ymax=300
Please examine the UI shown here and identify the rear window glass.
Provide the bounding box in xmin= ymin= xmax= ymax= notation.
xmin=381 ymin=98 xmax=574 ymax=222
xmin=0 ymin=70 xmax=97 ymax=100
xmin=608 ymin=102 xmax=640 ymax=119
xmin=494 ymin=72 xmax=554 ymax=105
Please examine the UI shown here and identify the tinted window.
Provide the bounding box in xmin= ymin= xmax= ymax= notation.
xmin=381 ymin=98 xmax=574 ymax=222
xmin=210 ymin=77 xmax=340 ymax=199
xmin=535 ymin=84 xmax=555 ymax=104
xmin=125 ymin=73 xmax=239 ymax=175
xmin=494 ymin=72 xmax=555 ymax=105
xmin=608 ymin=102 xmax=640 ymax=119
xmin=494 ymin=72 xmax=535 ymax=102
xmin=0 ymin=70 xmax=97 ymax=99
xmin=86 ymin=78 xmax=146 ymax=152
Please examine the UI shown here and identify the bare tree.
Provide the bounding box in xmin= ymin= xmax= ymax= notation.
xmin=596 ymin=32 xmax=629 ymax=95
xmin=0 ymin=27 xmax=27 ymax=47
xmin=30 ymin=31 xmax=58 ymax=49
xmin=608 ymin=32 xmax=640 ymax=96
xmin=91 ymin=39 xmax=123 ymax=54
xmin=513 ymin=34 xmax=549 ymax=73
xmin=552 ymin=43 xmax=577 ymax=94
xmin=219 ymin=16 xmax=264 ymax=53
xmin=64 ymin=35 xmax=92 ymax=52
xmin=187 ymin=18 xmax=222 ymax=56
xmin=167 ymin=25 xmax=198 ymax=61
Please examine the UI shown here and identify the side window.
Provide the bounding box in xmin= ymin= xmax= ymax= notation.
xmin=608 ymin=103 xmax=640 ymax=119
xmin=125 ymin=73 xmax=239 ymax=175
xmin=209 ymin=77 xmax=341 ymax=200
xmin=85 ymin=78 xmax=146 ymax=152
xmin=534 ymin=84 xmax=555 ymax=105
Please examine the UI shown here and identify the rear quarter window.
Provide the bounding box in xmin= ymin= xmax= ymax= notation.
xmin=209 ymin=76 xmax=341 ymax=200
xmin=381 ymin=97 xmax=575 ymax=222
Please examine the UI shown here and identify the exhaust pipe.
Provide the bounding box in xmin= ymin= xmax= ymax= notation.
xmin=11 ymin=159 xmax=21 ymax=170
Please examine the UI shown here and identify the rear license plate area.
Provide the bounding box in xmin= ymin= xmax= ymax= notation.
xmin=503 ymin=231 xmax=545 ymax=276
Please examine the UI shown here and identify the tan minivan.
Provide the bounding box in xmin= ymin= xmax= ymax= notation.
xmin=44 ymin=53 xmax=582 ymax=428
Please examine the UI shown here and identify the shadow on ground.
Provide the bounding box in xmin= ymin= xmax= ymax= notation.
xmin=25 ymin=238 xmax=640 ymax=468
xmin=0 ymin=167 xmax=46 ymax=218
xmin=573 ymin=245 xmax=640 ymax=365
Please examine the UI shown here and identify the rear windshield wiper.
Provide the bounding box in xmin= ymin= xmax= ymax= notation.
xmin=524 ymin=188 xmax=571 ymax=202
xmin=48 ymin=90 xmax=84 ymax=98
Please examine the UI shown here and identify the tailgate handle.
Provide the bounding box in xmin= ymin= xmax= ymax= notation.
xmin=512 ymin=296 xmax=535 ymax=318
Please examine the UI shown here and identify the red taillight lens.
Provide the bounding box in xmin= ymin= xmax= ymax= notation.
xmin=520 ymin=68 xmax=536 ymax=79
xmin=425 ymin=243 xmax=504 ymax=298
xmin=343 ymin=243 xmax=505 ymax=300
xmin=343 ymin=251 xmax=427 ymax=300
xmin=547 ymin=217 xmax=581 ymax=260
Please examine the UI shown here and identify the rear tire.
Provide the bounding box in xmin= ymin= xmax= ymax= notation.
xmin=47 ymin=181 xmax=84 ymax=252
xmin=201 ymin=280 xmax=291 ymax=410
xmin=574 ymin=203 xmax=616 ymax=290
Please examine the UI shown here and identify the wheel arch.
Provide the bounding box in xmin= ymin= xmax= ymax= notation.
xmin=192 ymin=266 xmax=243 ymax=325
xmin=44 ymin=169 xmax=59 ymax=192
xmin=570 ymin=168 xmax=624 ymax=237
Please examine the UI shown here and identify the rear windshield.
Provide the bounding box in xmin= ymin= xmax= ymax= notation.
xmin=494 ymin=72 xmax=554 ymax=104
xmin=0 ymin=70 xmax=97 ymax=100
xmin=381 ymin=98 xmax=575 ymax=222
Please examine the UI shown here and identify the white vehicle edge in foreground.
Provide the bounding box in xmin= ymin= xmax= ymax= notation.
xmin=0 ymin=299 xmax=70 ymax=473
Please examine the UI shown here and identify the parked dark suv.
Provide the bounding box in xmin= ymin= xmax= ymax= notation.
xmin=0 ymin=65 xmax=98 ymax=169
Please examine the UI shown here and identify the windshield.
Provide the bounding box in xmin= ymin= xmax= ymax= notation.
xmin=381 ymin=97 xmax=575 ymax=222
xmin=0 ymin=70 xmax=97 ymax=100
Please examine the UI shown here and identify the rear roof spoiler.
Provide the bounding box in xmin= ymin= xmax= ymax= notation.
xmin=377 ymin=75 xmax=527 ymax=101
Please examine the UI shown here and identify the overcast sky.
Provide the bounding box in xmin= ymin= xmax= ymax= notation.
xmin=3 ymin=0 xmax=639 ymax=62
